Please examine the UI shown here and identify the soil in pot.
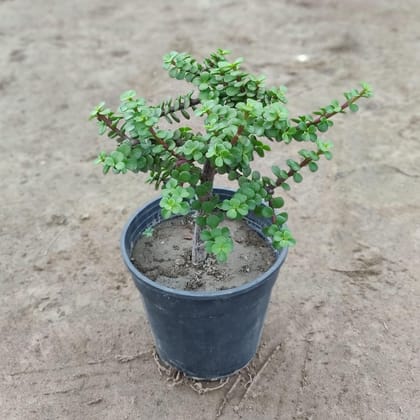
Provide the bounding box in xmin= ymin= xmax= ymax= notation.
xmin=131 ymin=216 xmax=276 ymax=292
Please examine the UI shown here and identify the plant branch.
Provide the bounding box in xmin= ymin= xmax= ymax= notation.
xmin=97 ymin=114 xmax=192 ymax=166
xmin=96 ymin=114 xmax=140 ymax=146
xmin=166 ymin=97 xmax=201 ymax=115
xmin=192 ymin=159 xmax=216 ymax=266
xmin=231 ymin=126 xmax=244 ymax=145
xmin=148 ymin=127 xmax=191 ymax=164
xmin=275 ymin=151 xmax=322 ymax=188
xmin=306 ymin=92 xmax=366 ymax=127
xmin=157 ymin=94 xmax=201 ymax=123
xmin=198 ymin=160 xmax=216 ymax=203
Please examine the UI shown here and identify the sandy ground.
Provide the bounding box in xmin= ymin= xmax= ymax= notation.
xmin=1 ymin=0 xmax=419 ymax=419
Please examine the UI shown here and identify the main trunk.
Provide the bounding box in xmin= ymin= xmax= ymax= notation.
xmin=191 ymin=160 xmax=215 ymax=266
xmin=191 ymin=222 xmax=206 ymax=266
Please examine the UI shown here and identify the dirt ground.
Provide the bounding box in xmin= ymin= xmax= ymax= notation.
xmin=1 ymin=0 xmax=419 ymax=419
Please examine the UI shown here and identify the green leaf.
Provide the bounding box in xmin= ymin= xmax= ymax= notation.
xmin=293 ymin=172 xmax=303 ymax=183
xmin=120 ymin=90 xmax=136 ymax=101
xmin=210 ymin=235 xmax=234 ymax=262
xmin=111 ymin=151 xmax=125 ymax=163
xmin=170 ymin=112 xmax=180 ymax=123
xmin=237 ymin=204 xmax=249 ymax=216
xmin=142 ymin=227 xmax=154 ymax=237
xmin=115 ymin=161 xmax=126 ymax=171
xmin=241 ymin=186 xmax=255 ymax=198
xmin=271 ymin=165 xmax=282 ymax=178
xmin=205 ymin=241 xmax=214 ymax=253
xmin=261 ymin=206 xmax=274 ymax=218
xmin=215 ymin=156 xmax=224 ymax=167
xmin=183 ymin=95 xmax=191 ymax=108
xmin=302 ymin=132 xmax=311 ymax=141
xmin=308 ymin=151 xmax=320 ymax=161
xmin=202 ymin=200 xmax=216 ymax=213
xmin=200 ymin=230 xmax=212 ymax=241
xmin=98 ymin=121 xmax=106 ymax=135
xmin=277 ymin=229 xmax=296 ymax=247
xmin=163 ymin=114 xmax=173 ymax=124
xmin=104 ymin=156 xmax=114 ymax=166
xmin=360 ymin=82 xmax=373 ymax=97
xmin=275 ymin=212 xmax=288 ymax=225
xmin=178 ymin=171 xmax=191 ymax=182
xmin=215 ymin=251 xmax=228 ymax=263
xmin=207 ymin=215 xmax=220 ymax=229
xmin=317 ymin=140 xmax=333 ymax=153
xmin=161 ymin=208 xmax=172 ymax=219
xmin=193 ymin=151 xmax=203 ymax=161
xmin=180 ymin=108 xmax=190 ymax=119
xmin=228 ymin=171 xmax=238 ymax=181
xmin=286 ymin=159 xmax=301 ymax=172
xmin=118 ymin=143 xmax=131 ymax=157
xmin=317 ymin=120 xmax=329 ymax=132
xmin=324 ymin=151 xmax=333 ymax=160
xmin=349 ymin=103 xmax=359 ymax=112
xmin=191 ymin=200 xmax=201 ymax=211
xmin=169 ymin=68 xmax=178 ymax=78
xmin=196 ymin=182 xmax=212 ymax=197
xmin=271 ymin=197 xmax=284 ymax=208
xmin=226 ymin=209 xmax=237 ymax=219
xmin=94 ymin=152 xmax=106 ymax=164
xmin=308 ymin=162 xmax=318 ymax=172
xmin=90 ymin=102 xmax=106 ymax=119
xmin=281 ymin=182 xmax=291 ymax=191
xmin=235 ymin=193 xmax=247 ymax=203
xmin=226 ymin=86 xmax=239 ymax=96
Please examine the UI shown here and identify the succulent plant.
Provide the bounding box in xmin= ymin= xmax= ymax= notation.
xmin=91 ymin=49 xmax=372 ymax=263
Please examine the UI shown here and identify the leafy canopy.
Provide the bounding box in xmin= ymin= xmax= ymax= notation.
xmin=91 ymin=49 xmax=372 ymax=262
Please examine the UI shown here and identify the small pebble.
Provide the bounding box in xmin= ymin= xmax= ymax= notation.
xmin=295 ymin=54 xmax=309 ymax=62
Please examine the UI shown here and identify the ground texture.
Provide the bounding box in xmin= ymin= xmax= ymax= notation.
xmin=1 ymin=1 xmax=419 ymax=419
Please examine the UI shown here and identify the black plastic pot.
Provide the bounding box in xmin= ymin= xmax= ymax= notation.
xmin=121 ymin=188 xmax=288 ymax=380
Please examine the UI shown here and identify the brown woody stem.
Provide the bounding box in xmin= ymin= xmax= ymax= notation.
xmin=275 ymin=151 xmax=323 ymax=188
xmin=162 ymin=97 xmax=201 ymax=115
xmin=306 ymin=94 xmax=364 ymax=127
xmin=231 ymin=126 xmax=244 ymax=145
xmin=191 ymin=159 xmax=216 ymax=266
xmin=148 ymin=127 xmax=191 ymax=163
xmin=96 ymin=114 xmax=140 ymax=146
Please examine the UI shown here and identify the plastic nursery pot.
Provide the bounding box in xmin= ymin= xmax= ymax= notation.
xmin=121 ymin=188 xmax=288 ymax=380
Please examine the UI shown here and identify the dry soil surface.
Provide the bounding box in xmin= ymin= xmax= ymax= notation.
xmin=132 ymin=217 xmax=276 ymax=291
xmin=1 ymin=1 xmax=419 ymax=419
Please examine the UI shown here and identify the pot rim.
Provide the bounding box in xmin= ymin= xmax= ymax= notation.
xmin=120 ymin=187 xmax=288 ymax=300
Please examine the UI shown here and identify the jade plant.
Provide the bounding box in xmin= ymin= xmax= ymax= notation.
xmin=90 ymin=49 xmax=372 ymax=264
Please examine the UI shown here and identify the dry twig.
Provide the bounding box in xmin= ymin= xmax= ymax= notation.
xmin=238 ymin=344 xmax=282 ymax=409
xmin=215 ymin=373 xmax=243 ymax=418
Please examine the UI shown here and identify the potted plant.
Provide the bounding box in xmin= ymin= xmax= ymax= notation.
xmin=90 ymin=49 xmax=372 ymax=380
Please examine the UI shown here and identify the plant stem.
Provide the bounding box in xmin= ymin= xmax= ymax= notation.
xmin=162 ymin=97 xmax=201 ymax=116
xmin=192 ymin=223 xmax=206 ymax=266
xmin=148 ymin=127 xmax=190 ymax=163
xmin=307 ymin=93 xmax=365 ymax=127
xmin=191 ymin=160 xmax=216 ymax=266
xmin=275 ymin=151 xmax=322 ymax=188
xmin=231 ymin=126 xmax=244 ymax=145
xmin=96 ymin=114 xmax=139 ymax=145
